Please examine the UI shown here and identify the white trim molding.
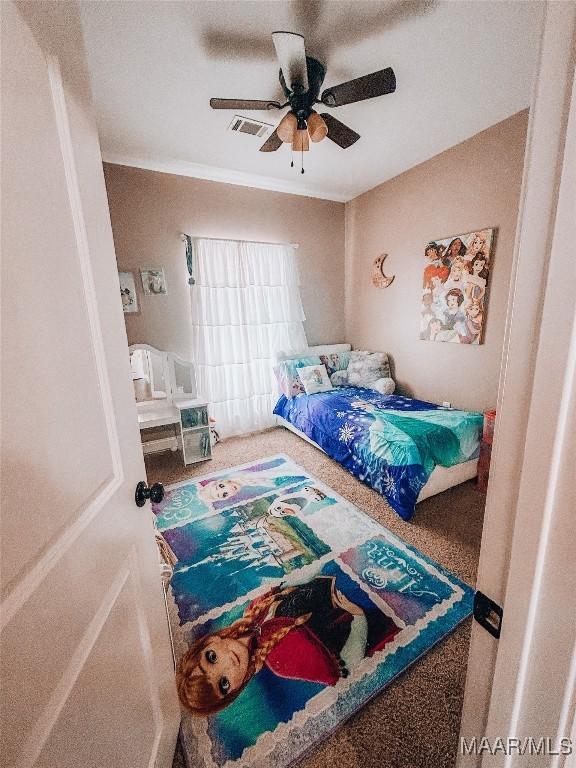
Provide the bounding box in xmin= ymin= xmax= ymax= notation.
xmin=100 ymin=152 xmax=352 ymax=203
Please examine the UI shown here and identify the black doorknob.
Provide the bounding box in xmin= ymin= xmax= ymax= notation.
xmin=135 ymin=481 xmax=165 ymax=507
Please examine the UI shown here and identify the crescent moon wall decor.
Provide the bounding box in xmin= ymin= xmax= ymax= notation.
xmin=372 ymin=253 xmax=395 ymax=288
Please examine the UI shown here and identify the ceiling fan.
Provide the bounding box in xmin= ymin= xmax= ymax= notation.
xmin=210 ymin=31 xmax=396 ymax=173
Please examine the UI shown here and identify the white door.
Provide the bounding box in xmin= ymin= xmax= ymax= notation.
xmin=0 ymin=3 xmax=180 ymax=767
xmin=457 ymin=2 xmax=576 ymax=764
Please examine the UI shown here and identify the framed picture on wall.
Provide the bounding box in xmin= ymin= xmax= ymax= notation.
xmin=118 ymin=271 xmax=139 ymax=314
xmin=140 ymin=267 xmax=167 ymax=296
xmin=420 ymin=227 xmax=496 ymax=345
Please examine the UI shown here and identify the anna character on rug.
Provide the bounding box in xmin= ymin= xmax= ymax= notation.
xmin=176 ymin=576 xmax=400 ymax=716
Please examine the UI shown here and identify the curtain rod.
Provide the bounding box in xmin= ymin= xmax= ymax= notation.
xmin=180 ymin=233 xmax=299 ymax=249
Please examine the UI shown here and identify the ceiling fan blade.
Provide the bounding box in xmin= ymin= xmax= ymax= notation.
xmin=320 ymin=113 xmax=360 ymax=149
xmin=259 ymin=129 xmax=283 ymax=152
xmin=210 ymin=98 xmax=282 ymax=110
xmin=321 ymin=67 xmax=396 ymax=107
xmin=272 ymin=31 xmax=309 ymax=93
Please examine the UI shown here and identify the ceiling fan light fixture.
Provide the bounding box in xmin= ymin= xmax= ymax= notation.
xmin=210 ymin=31 xmax=397 ymax=168
xmin=276 ymin=112 xmax=298 ymax=143
xmin=307 ymin=111 xmax=328 ymax=143
xmin=292 ymin=129 xmax=309 ymax=152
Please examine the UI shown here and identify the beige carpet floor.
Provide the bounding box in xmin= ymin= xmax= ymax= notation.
xmin=146 ymin=427 xmax=486 ymax=768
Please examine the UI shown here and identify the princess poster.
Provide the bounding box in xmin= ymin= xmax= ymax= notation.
xmin=420 ymin=228 xmax=496 ymax=345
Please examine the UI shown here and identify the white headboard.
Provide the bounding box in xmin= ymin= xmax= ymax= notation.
xmin=276 ymin=343 xmax=351 ymax=361
xmin=307 ymin=343 xmax=352 ymax=356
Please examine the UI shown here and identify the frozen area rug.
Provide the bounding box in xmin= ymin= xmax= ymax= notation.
xmin=153 ymin=455 xmax=474 ymax=768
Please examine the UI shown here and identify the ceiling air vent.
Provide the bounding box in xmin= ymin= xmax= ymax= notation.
xmin=228 ymin=115 xmax=272 ymax=138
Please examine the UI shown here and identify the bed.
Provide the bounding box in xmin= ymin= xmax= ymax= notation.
xmin=273 ymin=344 xmax=482 ymax=521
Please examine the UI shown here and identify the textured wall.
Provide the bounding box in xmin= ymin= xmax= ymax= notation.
xmin=104 ymin=164 xmax=346 ymax=358
xmin=345 ymin=110 xmax=529 ymax=411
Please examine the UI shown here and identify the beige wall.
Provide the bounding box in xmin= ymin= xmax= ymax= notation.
xmin=104 ymin=164 xmax=345 ymax=359
xmin=106 ymin=111 xmax=527 ymax=411
xmin=345 ymin=110 xmax=529 ymax=412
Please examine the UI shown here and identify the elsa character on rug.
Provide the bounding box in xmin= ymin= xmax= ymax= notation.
xmin=154 ymin=460 xmax=307 ymax=531
xmin=197 ymin=467 xmax=309 ymax=509
xmin=176 ymin=576 xmax=400 ymax=716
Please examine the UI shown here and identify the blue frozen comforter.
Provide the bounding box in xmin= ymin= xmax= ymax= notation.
xmin=273 ymin=386 xmax=483 ymax=520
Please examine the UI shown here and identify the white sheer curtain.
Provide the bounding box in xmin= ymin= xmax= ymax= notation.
xmin=190 ymin=238 xmax=307 ymax=437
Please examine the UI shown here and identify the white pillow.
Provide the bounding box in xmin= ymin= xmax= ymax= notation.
xmin=370 ymin=377 xmax=396 ymax=395
xmin=298 ymin=364 xmax=333 ymax=395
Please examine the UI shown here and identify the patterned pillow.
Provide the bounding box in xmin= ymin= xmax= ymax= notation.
xmin=330 ymin=370 xmax=349 ymax=387
xmin=347 ymin=351 xmax=391 ymax=386
xmin=298 ymin=364 xmax=333 ymax=395
xmin=318 ymin=351 xmax=351 ymax=377
xmin=273 ymin=356 xmax=322 ymax=398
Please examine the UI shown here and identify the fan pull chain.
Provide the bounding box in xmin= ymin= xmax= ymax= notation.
xmin=290 ymin=146 xmax=294 ymax=168
xmin=301 ymin=146 xmax=305 ymax=174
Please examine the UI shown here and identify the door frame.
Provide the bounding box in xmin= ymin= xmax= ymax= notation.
xmin=457 ymin=2 xmax=576 ymax=764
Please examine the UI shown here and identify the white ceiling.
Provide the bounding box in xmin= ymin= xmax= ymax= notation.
xmin=80 ymin=0 xmax=543 ymax=202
